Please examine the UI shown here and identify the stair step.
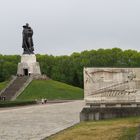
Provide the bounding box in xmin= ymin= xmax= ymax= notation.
xmin=0 ymin=76 xmax=29 ymax=100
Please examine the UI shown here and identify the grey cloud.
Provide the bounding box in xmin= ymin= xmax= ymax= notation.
xmin=0 ymin=0 xmax=140 ymax=55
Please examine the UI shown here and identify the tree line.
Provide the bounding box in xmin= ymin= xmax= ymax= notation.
xmin=1 ymin=48 xmax=140 ymax=87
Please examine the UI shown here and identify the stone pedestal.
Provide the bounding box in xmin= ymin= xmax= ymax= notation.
xmin=80 ymin=107 xmax=140 ymax=121
xmin=17 ymin=54 xmax=41 ymax=76
xmin=81 ymin=68 xmax=140 ymax=121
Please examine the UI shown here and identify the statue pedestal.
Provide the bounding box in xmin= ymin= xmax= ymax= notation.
xmin=17 ymin=54 xmax=41 ymax=76
xmin=80 ymin=107 xmax=140 ymax=121
xmin=81 ymin=68 xmax=140 ymax=121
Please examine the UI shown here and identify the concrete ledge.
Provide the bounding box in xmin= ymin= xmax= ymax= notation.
xmin=87 ymin=102 xmax=140 ymax=108
xmin=80 ymin=107 xmax=140 ymax=121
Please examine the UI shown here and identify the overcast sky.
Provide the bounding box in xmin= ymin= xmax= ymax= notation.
xmin=0 ymin=0 xmax=140 ymax=55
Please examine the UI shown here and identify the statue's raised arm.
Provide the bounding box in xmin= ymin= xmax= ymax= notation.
xmin=22 ymin=23 xmax=34 ymax=54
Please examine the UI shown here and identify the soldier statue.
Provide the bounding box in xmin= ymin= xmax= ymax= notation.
xmin=22 ymin=23 xmax=34 ymax=54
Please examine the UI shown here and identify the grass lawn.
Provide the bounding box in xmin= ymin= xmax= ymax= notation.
xmin=17 ymin=80 xmax=83 ymax=100
xmin=0 ymin=81 xmax=9 ymax=91
xmin=47 ymin=117 xmax=140 ymax=140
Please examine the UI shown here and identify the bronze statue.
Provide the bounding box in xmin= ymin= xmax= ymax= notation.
xmin=22 ymin=23 xmax=34 ymax=54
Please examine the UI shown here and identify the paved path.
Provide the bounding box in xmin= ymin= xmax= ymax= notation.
xmin=0 ymin=100 xmax=84 ymax=140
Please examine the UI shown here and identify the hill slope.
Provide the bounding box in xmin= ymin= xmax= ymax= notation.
xmin=0 ymin=81 xmax=9 ymax=91
xmin=17 ymin=80 xmax=83 ymax=100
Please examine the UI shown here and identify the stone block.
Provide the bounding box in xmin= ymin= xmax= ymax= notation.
xmin=80 ymin=107 xmax=140 ymax=121
xmin=84 ymin=67 xmax=140 ymax=106
xmin=17 ymin=54 xmax=41 ymax=76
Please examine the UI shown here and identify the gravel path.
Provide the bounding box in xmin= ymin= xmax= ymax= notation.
xmin=0 ymin=100 xmax=84 ymax=140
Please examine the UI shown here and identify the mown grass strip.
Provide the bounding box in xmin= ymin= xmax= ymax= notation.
xmin=119 ymin=127 xmax=137 ymax=140
xmin=0 ymin=100 xmax=36 ymax=108
xmin=47 ymin=117 xmax=140 ymax=140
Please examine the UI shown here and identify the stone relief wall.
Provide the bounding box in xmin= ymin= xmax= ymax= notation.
xmin=84 ymin=68 xmax=140 ymax=105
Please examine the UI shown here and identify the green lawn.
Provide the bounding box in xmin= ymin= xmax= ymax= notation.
xmin=0 ymin=81 xmax=9 ymax=91
xmin=17 ymin=80 xmax=83 ymax=100
xmin=47 ymin=117 xmax=140 ymax=140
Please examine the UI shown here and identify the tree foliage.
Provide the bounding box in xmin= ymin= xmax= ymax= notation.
xmin=1 ymin=48 xmax=140 ymax=87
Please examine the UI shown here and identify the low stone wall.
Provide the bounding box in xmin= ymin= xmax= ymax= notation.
xmin=80 ymin=107 xmax=140 ymax=121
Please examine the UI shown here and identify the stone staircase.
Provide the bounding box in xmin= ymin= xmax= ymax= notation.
xmin=0 ymin=76 xmax=31 ymax=100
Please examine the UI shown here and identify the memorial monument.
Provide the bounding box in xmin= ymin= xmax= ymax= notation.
xmin=17 ymin=23 xmax=41 ymax=76
xmin=80 ymin=67 xmax=140 ymax=121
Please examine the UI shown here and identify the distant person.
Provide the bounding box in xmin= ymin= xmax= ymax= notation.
xmin=44 ymin=98 xmax=47 ymax=104
xmin=41 ymin=98 xmax=44 ymax=104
